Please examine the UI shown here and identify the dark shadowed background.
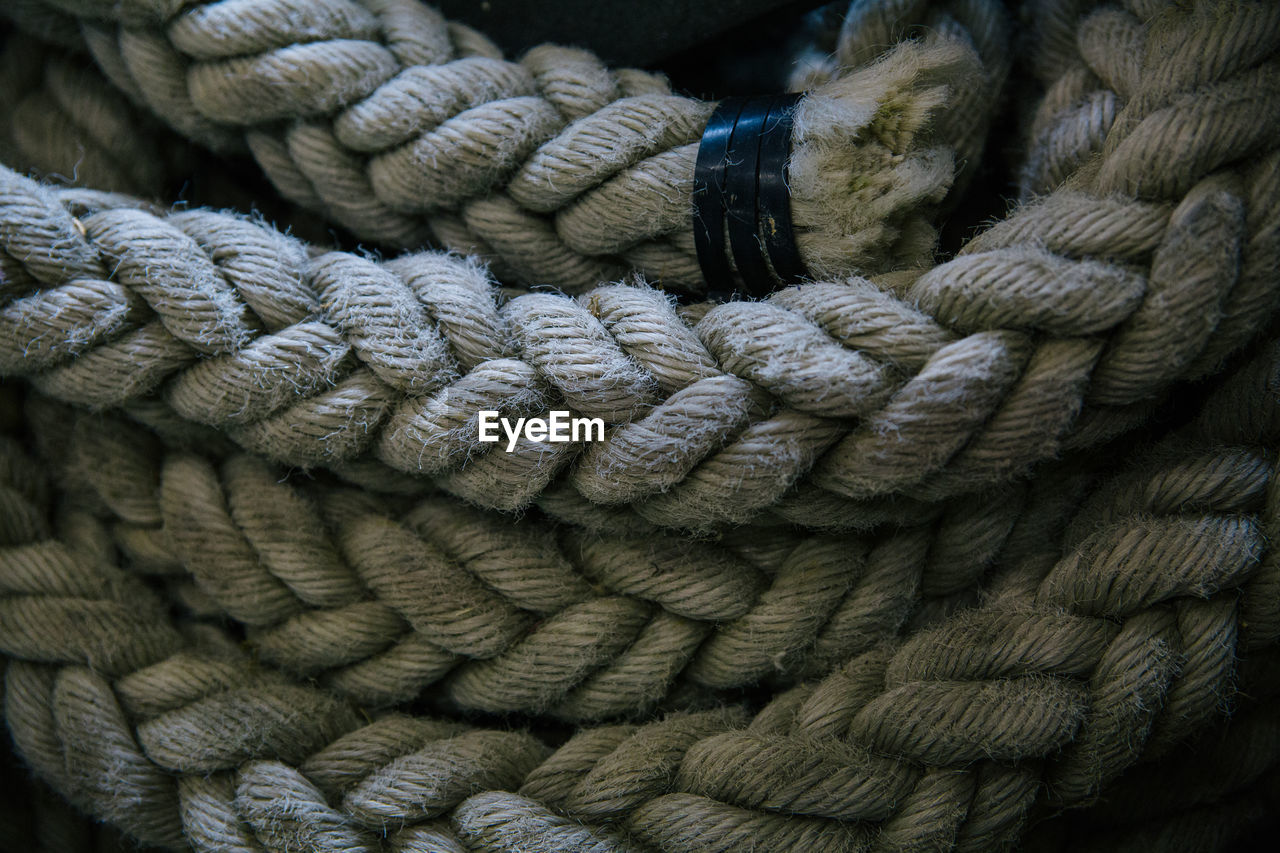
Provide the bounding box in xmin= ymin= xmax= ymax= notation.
xmin=436 ymin=0 xmax=832 ymax=95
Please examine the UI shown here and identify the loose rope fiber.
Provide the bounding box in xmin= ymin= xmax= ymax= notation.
xmin=1 ymin=138 xmax=1277 ymax=526
xmin=16 ymin=392 xmax=1092 ymax=720
xmin=3 ymin=334 xmax=1279 ymax=852
xmin=1 ymin=3 xmax=1275 ymax=525
xmin=3 ymin=1 xmax=1280 ymax=851
xmin=789 ymin=0 xmax=1012 ymax=196
xmin=3 ymin=0 xmax=1006 ymax=294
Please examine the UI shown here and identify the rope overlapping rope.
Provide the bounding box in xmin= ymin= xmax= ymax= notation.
xmin=2 ymin=0 xmax=1008 ymax=294
xmin=3 ymin=334 xmax=1278 ymax=851
xmin=2 ymin=2 xmax=1276 ymax=526
xmin=0 ymin=29 xmax=361 ymax=248
xmin=3 ymin=1 xmax=1280 ymax=850
xmin=17 ymin=393 xmax=1082 ymax=719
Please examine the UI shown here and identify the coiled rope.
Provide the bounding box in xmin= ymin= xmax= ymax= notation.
xmin=3 ymin=2 xmax=1277 ymax=525
xmin=3 ymin=1 xmax=1280 ymax=850
xmin=15 ymin=391 xmax=1085 ymax=720
xmin=3 ymin=333 xmax=1278 ymax=851
xmin=0 ymin=29 xmax=360 ymax=246
xmin=0 ymin=34 xmax=179 ymax=198
xmin=2 ymin=0 xmax=1007 ymax=294
xmin=1 ymin=149 xmax=1277 ymax=527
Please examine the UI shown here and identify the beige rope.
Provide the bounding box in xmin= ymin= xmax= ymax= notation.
xmin=2 ymin=122 xmax=1277 ymax=526
xmin=1 ymin=0 xmax=1006 ymax=293
xmin=3 ymin=333 xmax=1278 ymax=851
xmin=2 ymin=4 xmax=1279 ymax=851
xmin=0 ymin=4 xmax=1271 ymax=527
xmin=21 ymin=392 xmax=1079 ymax=717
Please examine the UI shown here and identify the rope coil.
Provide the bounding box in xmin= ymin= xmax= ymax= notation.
xmin=2 ymin=333 xmax=1279 ymax=850
xmin=0 ymin=0 xmax=1008 ymax=294
xmin=1 ymin=131 xmax=1277 ymax=525
xmin=0 ymin=2 xmax=1271 ymax=531
xmin=2 ymin=1 xmax=1280 ymax=850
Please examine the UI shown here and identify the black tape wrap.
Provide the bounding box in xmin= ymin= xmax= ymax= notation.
xmin=693 ymin=93 xmax=806 ymax=298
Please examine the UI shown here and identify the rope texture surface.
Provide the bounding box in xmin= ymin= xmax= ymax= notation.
xmin=3 ymin=335 xmax=1279 ymax=851
xmin=3 ymin=0 xmax=1009 ymax=294
xmin=2 ymin=1 xmax=1280 ymax=850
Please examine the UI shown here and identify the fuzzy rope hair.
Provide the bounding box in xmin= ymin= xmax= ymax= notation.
xmin=3 ymin=2 xmax=1276 ymax=526
xmin=2 ymin=5 xmax=1279 ymax=848
xmin=0 ymin=119 xmax=1277 ymax=529
xmin=17 ymin=390 xmax=1098 ymax=720
xmin=2 ymin=0 xmax=1008 ymax=294
xmin=3 ymin=334 xmax=1279 ymax=852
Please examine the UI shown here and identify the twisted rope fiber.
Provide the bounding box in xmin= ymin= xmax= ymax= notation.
xmin=4 ymin=0 xmax=1006 ymax=294
xmin=1 ymin=107 xmax=1278 ymax=530
xmin=1019 ymin=0 xmax=1280 ymax=202
xmin=2 ymin=2 xmax=1279 ymax=848
xmin=0 ymin=2 xmax=1274 ymax=526
xmin=0 ymin=27 xmax=364 ymax=254
xmin=17 ymin=391 xmax=1091 ymax=720
xmin=0 ymin=731 xmax=149 ymax=852
xmin=4 ymin=336 xmax=1280 ymax=851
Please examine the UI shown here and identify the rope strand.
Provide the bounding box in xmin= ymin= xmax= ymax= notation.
xmin=4 ymin=331 xmax=1279 ymax=851
xmin=2 ymin=0 xmax=1008 ymax=293
xmin=1 ymin=112 xmax=1276 ymax=523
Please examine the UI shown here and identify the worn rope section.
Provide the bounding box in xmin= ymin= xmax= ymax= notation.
xmin=20 ymin=391 xmax=1085 ymax=719
xmin=4 ymin=334 xmax=1279 ymax=852
xmin=2 ymin=22 xmax=1278 ymax=525
xmin=4 ymin=0 xmax=1001 ymax=293
xmin=790 ymin=0 xmax=1011 ymax=191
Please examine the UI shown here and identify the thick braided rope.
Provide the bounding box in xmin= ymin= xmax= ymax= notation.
xmin=1021 ymin=0 xmax=1280 ymax=201
xmin=21 ymin=393 xmax=1088 ymax=721
xmin=0 ymin=727 xmax=148 ymax=852
xmin=0 ymin=29 xmax=367 ymax=253
xmin=2 ymin=49 xmax=1279 ymax=527
xmin=4 ymin=336 xmax=1280 ymax=852
xmin=2 ymin=3 xmax=1279 ymax=848
xmin=4 ymin=0 xmax=1000 ymax=294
